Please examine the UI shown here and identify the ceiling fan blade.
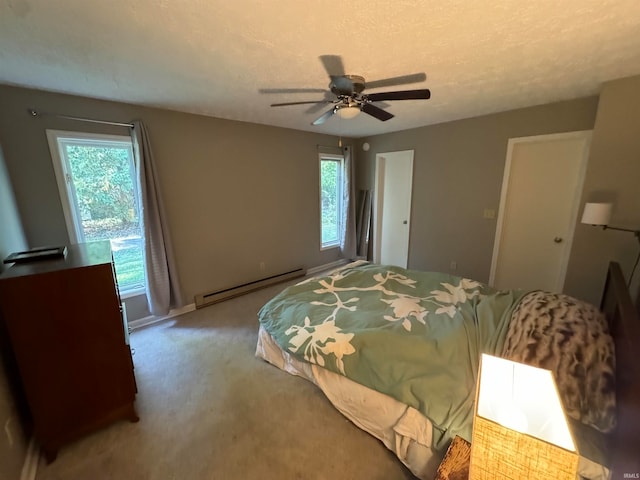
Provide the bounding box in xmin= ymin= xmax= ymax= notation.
xmin=306 ymin=103 xmax=328 ymax=114
xmin=271 ymin=100 xmax=332 ymax=107
xmin=319 ymin=55 xmax=345 ymax=77
xmin=366 ymin=89 xmax=431 ymax=102
xmin=365 ymin=73 xmax=427 ymax=90
xmin=259 ymin=88 xmax=327 ymax=94
xmin=305 ymin=93 xmax=336 ymax=114
xmin=312 ymin=108 xmax=336 ymax=125
xmin=361 ymin=103 xmax=394 ymax=122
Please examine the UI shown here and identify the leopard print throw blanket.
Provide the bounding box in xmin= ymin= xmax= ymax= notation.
xmin=501 ymin=290 xmax=616 ymax=433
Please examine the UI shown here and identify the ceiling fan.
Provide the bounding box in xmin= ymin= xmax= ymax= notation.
xmin=260 ymin=55 xmax=431 ymax=126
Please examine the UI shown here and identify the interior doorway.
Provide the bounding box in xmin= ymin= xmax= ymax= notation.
xmin=490 ymin=131 xmax=591 ymax=292
xmin=373 ymin=150 xmax=414 ymax=267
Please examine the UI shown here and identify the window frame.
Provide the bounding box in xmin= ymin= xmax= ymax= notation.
xmin=46 ymin=129 xmax=145 ymax=298
xmin=319 ymin=153 xmax=345 ymax=250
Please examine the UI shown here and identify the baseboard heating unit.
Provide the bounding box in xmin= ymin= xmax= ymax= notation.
xmin=194 ymin=267 xmax=306 ymax=309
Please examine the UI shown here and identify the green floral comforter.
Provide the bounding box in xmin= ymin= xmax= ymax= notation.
xmin=258 ymin=261 xmax=526 ymax=449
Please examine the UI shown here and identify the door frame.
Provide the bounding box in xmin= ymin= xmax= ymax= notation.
xmin=373 ymin=150 xmax=414 ymax=266
xmin=489 ymin=131 xmax=591 ymax=290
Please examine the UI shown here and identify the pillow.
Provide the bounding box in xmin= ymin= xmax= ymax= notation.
xmin=501 ymin=291 xmax=616 ymax=433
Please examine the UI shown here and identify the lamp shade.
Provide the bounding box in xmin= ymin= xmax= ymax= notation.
xmin=581 ymin=202 xmax=612 ymax=226
xmin=335 ymin=105 xmax=361 ymax=120
xmin=469 ymin=354 xmax=578 ymax=480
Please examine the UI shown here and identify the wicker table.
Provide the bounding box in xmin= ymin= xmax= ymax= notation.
xmin=434 ymin=435 xmax=471 ymax=480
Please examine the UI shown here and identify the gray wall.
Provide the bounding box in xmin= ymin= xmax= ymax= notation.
xmin=0 ymin=147 xmax=27 ymax=270
xmin=357 ymin=77 xmax=640 ymax=306
xmin=356 ymin=96 xmax=599 ymax=289
xmin=565 ymin=75 xmax=640 ymax=304
xmin=0 ymin=85 xmax=346 ymax=314
xmin=2 ymin=81 xmax=637 ymax=307
xmin=0 ymin=145 xmax=29 ymax=480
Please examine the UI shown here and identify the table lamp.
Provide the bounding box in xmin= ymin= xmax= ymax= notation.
xmin=469 ymin=354 xmax=578 ymax=480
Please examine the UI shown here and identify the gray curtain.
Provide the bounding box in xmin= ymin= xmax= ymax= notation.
xmin=340 ymin=145 xmax=357 ymax=260
xmin=131 ymin=121 xmax=183 ymax=316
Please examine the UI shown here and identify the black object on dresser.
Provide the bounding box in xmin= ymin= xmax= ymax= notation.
xmin=0 ymin=241 xmax=138 ymax=462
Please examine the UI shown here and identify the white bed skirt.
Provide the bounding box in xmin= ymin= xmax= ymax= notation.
xmin=256 ymin=325 xmax=443 ymax=479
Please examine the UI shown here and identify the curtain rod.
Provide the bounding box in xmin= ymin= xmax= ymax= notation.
xmin=28 ymin=109 xmax=134 ymax=128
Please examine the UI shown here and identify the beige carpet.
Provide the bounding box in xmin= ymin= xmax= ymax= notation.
xmin=35 ymin=281 xmax=417 ymax=480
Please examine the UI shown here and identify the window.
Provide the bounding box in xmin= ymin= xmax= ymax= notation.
xmin=47 ymin=130 xmax=145 ymax=297
xmin=319 ymin=153 xmax=344 ymax=249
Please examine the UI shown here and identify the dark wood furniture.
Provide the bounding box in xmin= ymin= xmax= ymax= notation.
xmin=601 ymin=261 xmax=640 ymax=479
xmin=0 ymin=241 xmax=138 ymax=461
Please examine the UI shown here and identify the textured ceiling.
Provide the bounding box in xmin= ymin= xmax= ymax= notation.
xmin=2 ymin=0 xmax=640 ymax=138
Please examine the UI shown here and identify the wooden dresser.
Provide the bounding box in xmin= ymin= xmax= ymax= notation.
xmin=0 ymin=241 xmax=138 ymax=461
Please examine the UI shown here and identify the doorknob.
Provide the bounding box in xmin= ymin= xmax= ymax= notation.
xmin=554 ymin=237 xmax=563 ymax=243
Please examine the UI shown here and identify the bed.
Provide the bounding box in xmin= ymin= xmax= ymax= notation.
xmin=255 ymin=261 xmax=640 ymax=480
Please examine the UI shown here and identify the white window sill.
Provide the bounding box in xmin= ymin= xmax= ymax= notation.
xmin=120 ymin=288 xmax=146 ymax=300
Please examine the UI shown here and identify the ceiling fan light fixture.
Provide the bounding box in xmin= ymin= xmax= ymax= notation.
xmin=335 ymin=104 xmax=361 ymax=120
xmin=267 ymin=56 xmax=429 ymax=125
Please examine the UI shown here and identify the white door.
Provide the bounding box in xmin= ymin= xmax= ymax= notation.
xmin=490 ymin=131 xmax=590 ymax=292
xmin=373 ymin=150 xmax=414 ymax=267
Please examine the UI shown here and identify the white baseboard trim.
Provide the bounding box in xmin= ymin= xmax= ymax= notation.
xmin=307 ymin=259 xmax=349 ymax=276
xmin=128 ymin=303 xmax=196 ymax=331
xmin=20 ymin=437 xmax=39 ymax=480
